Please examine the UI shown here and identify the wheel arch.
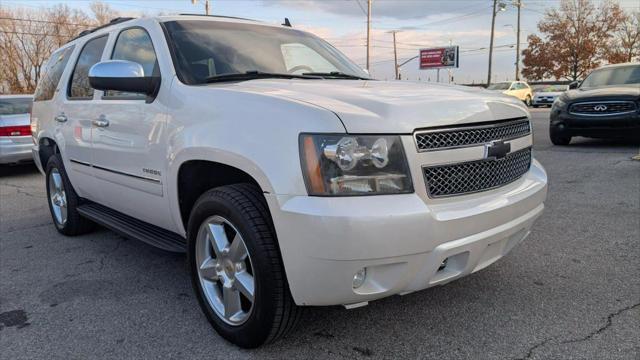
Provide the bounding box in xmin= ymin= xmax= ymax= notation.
xmin=169 ymin=149 xmax=276 ymax=234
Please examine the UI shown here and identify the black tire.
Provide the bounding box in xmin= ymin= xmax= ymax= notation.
xmin=45 ymin=154 xmax=94 ymax=235
xmin=549 ymin=126 xmax=571 ymax=145
xmin=187 ymin=183 xmax=301 ymax=348
xmin=525 ymin=95 xmax=532 ymax=107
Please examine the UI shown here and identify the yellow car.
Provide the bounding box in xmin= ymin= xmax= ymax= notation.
xmin=487 ymin=81 xmax=533 ymax=107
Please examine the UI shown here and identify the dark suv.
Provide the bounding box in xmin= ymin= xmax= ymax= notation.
xmin=549 ymin=63 xmax=640 ymax=145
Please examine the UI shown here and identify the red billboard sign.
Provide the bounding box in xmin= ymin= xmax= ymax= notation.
xmin=419 ymin=46 xmax=459 ymax=69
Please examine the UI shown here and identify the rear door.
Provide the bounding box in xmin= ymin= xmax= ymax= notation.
xmin=59 ymin=35 xmax=109 ymax=198
xmin=89 ymin=26 xmax=172 ymax=228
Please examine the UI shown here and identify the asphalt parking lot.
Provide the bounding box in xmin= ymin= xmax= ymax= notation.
xmin=1 ymin=108 xmax=638 ymax=360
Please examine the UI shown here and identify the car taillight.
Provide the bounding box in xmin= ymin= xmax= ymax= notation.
xmin=0 ymin=125 xmax=31 ymax=137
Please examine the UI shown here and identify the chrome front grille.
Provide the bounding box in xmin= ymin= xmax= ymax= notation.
xmin=423 ymin=147 xmax=532 ymax=198
xmin=414 ymin=118 xmax=530 ymax=151
xmin=569 ymin=101 xmax=637 ymax=116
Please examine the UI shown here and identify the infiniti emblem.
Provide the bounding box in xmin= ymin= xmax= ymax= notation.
xmin=593 ymin=104 xmax=608 ymax=111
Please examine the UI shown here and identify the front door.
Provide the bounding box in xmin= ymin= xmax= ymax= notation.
xmin=90 ymin=27 xmax=172 ymax=229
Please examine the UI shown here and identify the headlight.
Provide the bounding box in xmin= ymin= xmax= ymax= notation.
xmin=551 ymin=97 xmax=565 ymax=111
xmin=300 ymin=134 xmax=413 ymax=196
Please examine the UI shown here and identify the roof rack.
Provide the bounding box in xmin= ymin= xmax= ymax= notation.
xmin=177 ymin=14 xmax=261 ymax=22
xmin=70 ymin=17 xmax=135 ymax=42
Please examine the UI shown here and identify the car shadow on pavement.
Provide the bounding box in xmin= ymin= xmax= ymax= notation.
xmin=0 ymin=163 xmax=39 ymax=178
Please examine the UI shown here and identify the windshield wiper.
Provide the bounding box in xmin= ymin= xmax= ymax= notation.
xmin=204 ymin=70 xmax=321 ymax=83
xmin=302 ymin=71 xmax=370 ymax=80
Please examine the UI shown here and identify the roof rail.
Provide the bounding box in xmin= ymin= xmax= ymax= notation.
xmin=69 ymin=17 xmax=135 ymax=42
xmin=177 ymin=14 xmax=261 ymax=22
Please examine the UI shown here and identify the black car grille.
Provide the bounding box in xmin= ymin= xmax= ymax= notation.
xmin=569 ymin=101 xmax=637 ymax=115
xmin=423 ymin=147 xmax=532 ymax=198
xmin=414 ymin=118 xmax=530 ymax=151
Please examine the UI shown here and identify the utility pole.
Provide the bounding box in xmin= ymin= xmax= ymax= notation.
xmin=515 ymin=0 xmax=522 ymax=80
xmin=488 ymin=0 xmax=498 ymax=86
xmin=366 ymin=0 xmax=372 ymax=70
xmin=191 ymin=0 xmax=210 ymax=15
xmin=391 ymin=30 xmax=399 ymax=80
xmin=488 ymin=1 xmax=506 ymax=86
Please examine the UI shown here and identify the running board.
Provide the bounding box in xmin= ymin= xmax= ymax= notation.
xmin=77 ymin=202 xmax=186 ymax=253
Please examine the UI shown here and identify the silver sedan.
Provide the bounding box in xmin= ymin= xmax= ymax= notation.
xmin=0 ymin=95 xmax=33 ymax=165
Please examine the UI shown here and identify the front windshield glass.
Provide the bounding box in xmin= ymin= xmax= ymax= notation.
xmin=162 ymin=20 xmax=369 ymax=84
xmin=0 ymin=98 xmax=32 ymax=116
xmin=580 ymin=65 xmax=640 ymax=88
xmin=487 ymin=82 xmax=511 ymax=90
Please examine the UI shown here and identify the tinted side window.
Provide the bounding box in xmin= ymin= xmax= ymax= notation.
xmin=33 ymin=46 xmax=75 ymax=102
xmin=69 ymin=36 xmax=108 ymax=99
xmin=106 ymin=28 xmax=158 ymax=99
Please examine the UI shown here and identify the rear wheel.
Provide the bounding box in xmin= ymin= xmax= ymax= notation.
xmin=187 ymin=183 xmax=301 ymax=348
xmin=45 ymin=154 xmax=94 ymax=235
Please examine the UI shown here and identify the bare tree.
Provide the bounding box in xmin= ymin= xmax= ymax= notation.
xmin=90 ymin=1 xmax=120 ymax=25
xmin=607 ymin=12 xmax=640 ymax=63
xmin=0 ymin=2 xmax=113 ymax=94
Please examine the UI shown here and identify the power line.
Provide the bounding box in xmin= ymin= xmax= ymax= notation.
xmin=0 ymin=16 xmax=91 ymax=27
xmin=352 ymin=0 xmax=367 ymax=16
xmin=0 ymin=30 xmax=73 ymax=37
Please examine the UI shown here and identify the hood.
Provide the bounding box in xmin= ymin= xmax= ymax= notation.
xmin=220 ymin=80 xmax=529 ymax=133
xmin=563 ymin=85 xmax=640 ymax=102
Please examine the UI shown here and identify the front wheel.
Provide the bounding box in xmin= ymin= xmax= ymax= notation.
xmin=524 ymin=95 xmax=532 ymax=107
xmin=549 ymin=126 xmax=571 ymax=145
xmin=187 ymin=183 xmax=301 ymax=348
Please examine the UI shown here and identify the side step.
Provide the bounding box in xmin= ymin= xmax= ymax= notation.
xmin=77 ymin=202 xmax=186 ymax=253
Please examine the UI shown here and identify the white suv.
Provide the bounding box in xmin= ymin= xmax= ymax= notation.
xmin=31 ymin=16 xmax=547 ymax=348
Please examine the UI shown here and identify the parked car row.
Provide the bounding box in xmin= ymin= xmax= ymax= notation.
xmin=0 ymin=95 xmax=33 ymax=165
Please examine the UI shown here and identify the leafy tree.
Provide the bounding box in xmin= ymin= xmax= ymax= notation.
xmin=522 ymin=0 xmax=626 ymax=81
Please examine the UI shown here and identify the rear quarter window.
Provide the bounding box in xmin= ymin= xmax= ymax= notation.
xmin=33 ymin=46 xmax=75 ymax=102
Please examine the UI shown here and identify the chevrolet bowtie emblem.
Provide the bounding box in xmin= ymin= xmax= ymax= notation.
xmin=485 ymin=140 xmax=511 ymax=160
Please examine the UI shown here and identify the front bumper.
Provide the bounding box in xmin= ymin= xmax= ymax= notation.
xmin=267 ymin=160 xmax=547 ymax=306
xmin=550 ymin=109 xmax=640 ymax=138
xmin=0 ymin=136 xmax=33 ymax=164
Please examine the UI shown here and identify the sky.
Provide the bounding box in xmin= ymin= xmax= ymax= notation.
xmin=2 ymin=0 xmax=639 ymax=83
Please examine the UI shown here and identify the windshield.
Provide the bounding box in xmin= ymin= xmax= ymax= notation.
xmin=162 ymin=20 xmax=369 ymax=84
xmin=0 ymin=98 xmax=32 ymax=116
xmin=487 ymin=82 xmax=511 ymax=90
xmin=535 ymin=85 xmax=568 ymax=92
xmin=580 ymin=65 xmax=640 ymax=88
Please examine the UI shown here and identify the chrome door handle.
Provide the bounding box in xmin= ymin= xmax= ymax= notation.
xmin=54 ymin=114 xmax=67 ymax=123
xmin=93 ymin=116 xmax=109 ymax=127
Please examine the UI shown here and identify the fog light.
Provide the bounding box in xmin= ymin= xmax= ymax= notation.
xmin=352 ymin=268 xmax=367 ymax=289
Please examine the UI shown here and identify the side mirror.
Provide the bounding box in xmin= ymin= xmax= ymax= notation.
xmin=568 ymin=81 xmax=580 ymax=90
xmin=89 ymin=60 xmax=160 ymax=96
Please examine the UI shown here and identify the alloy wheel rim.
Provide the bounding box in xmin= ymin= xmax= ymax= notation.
xmin=48 ymin=168 xmax=68 ymax=226
xmin=195 ymin=215 xmax=255 ymax=326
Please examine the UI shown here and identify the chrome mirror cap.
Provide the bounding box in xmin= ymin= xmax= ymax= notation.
xmin=89 ymin=60 xmax=145 ymax=79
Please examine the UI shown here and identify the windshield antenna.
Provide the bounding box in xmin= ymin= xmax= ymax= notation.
xmin=282 ymin=18 xmax=292 ymax=27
